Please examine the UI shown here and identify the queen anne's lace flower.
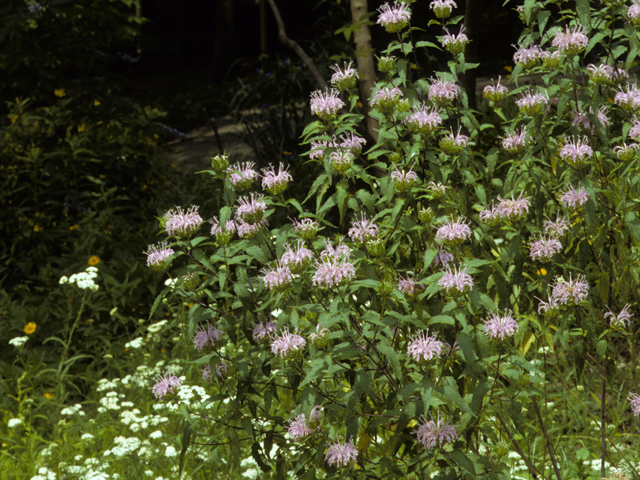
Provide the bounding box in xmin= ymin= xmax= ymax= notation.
xmin=605 ymin=304 xmax=633 ymax=328
xmin=271 ymin=328 xmax=306 ymax=358
xmin=325 ymin=439 xmax=358 ymax=467
xmin=483 ymin=311 xmax=519 ymax=340
xmin=288 ymin=414 xmax=313 ymax=440
xmin=552 ymin=25 xmax=588 ymax=55
xmin=407 ymin=331 xmax=444 ymax=361
xmin=310 ymin=89 xmax=345 ymax=120
xmin=530 ymin=237 xmax=562 ymax=260
xmin=377 ymin=2 xmax=411 ymax=32
xmin=415 ymin=416 xmax=458 ymax=449
xmin=145 ymin=242 xmax=174 ymax=267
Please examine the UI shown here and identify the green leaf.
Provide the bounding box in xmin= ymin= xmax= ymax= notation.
xmin=380 ymin=456 xmax=404 ymax=476
xmin=576 ymin=0 xmax=591 ymax=29
xmin=451 ymin=450 xmax=476 ymax=474
xmin=178 ymin=421 xmax=192 ymax=478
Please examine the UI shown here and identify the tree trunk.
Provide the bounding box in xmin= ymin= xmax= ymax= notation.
xmin=350 ymin=0 xmax=378 ymax=141
xmin=214 ymin=0 xmax=235 ymax=76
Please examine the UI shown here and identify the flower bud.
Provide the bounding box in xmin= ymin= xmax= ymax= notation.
xmin=211 ymin=154 xmax=230 ymax=176
xmin=378 ymin=56 xmax=398 ymax=73
xmin=366 ymin=238 xmax=385 ymax=257
xmin=418 ymin=207 xmax=434 ymax=224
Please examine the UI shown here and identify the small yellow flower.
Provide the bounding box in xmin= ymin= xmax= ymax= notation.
xmin=504 ymin=66 xmax=513 ymax=73
xmin=94 ymin=99 xmax=101 ymax=106
xmin=88 ymin=255 xmax=101 ymax=266
xmin=8 ymin=114 xmax=18 ymax=124
xmin=23 ymin=322 xmax=37 ymax=335
xmin=54 ymin=89 xmax=66 ymax=97
xmin=187 ymin=302 xmax=194 ymax=309
xmin=44 ymin=393 xmax=54 ymax=399
xmin=69 ymin=224 xmax=79 ymax=231
xmin=78 ymin=124 xmax=87 ymax=133
xmin=536 ymin=268 xmax=547 ymax=276
xmin=33 ymin=224 xmax=42 ymax=232
xmin=99 ymin=174 xmax=106 ymax=179
xmin=283 ymin=151 xmax=292 ymax=156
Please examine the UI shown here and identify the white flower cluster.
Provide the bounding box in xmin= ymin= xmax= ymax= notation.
xmin=59 ymin=266 xmax=99 ymax=291
xmin=8 ymin=418 xmax=23 ymax=428
xmin=29 ymin=467 xmax=57 ymax=480
xmin=119 ymin=407 xmax=169 ymax=433
xmin=152 ymin=383 xmax=212 ymax=412
xmin=125 ymin=337 xmax=144 ymax=349
xmin=60 ymin=404 xmax=85 ymax=416
xmin=147 ymin=320 xmax=167 ymax=334
xmin=105 ymin=436 xmax=142 ymax=457
xmin=9 ymin=336 xmax=28 ymax=348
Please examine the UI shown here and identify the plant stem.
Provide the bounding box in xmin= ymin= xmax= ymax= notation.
xmin=56 ymin=291 xmax=88 ymax=401
xmin=532 ymin=397 xmax=562 ymax=480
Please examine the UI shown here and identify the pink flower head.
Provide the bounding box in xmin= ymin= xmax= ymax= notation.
xmin=407 ymin=331 xmax=444 ymax=361
xmin=430 ymin=0 xmax=457 ymax=19
xmin=615 ymin=84 xmax=640 ymax=111
xmin=551 ymin=274 xmax=589 ymax=305
xmin=439 ymin=265 xmax=473 ymax=294
xmin=325 ymin=439 xmax=358 ymax=467
xmin=202 ymin=364 xmax=214 ymax=382
xmin=312 ymin=257 xmax=356 ymax=288
xmin=377 ymin=2 xmax=411 ymax=32
xmin=501 ymin=126 xmax=528 ymax=153
xmin=329 ymin=150 xmax=354 ymax=174
xmin=480 ymin=204 xmax=501 ymax=226
xmin=587 ymin=64 xmax=614 ymax=84
xmin=252 ymin=320 xmax=277 ymax=342
xmin=537 ymin=295 xmax=560 ymax=316
xmin=261 ymin=163 xmax=292 ymax=194
xmin=309 ymin=405 xmax=324 ymax=422
xmin=236 ymin=193 xmax=267 ymax=224
xmin=432 ymin=247 xmax=454 ymax=267
xmin=321 ymin=238 xmax=351 ymax=261
xmin=404 ymin=104 xmax=442 ymax=134
xmin=237 ymin=218 xmax=268 ymax=238
xmin=288 ymin=414 xmax=313 ymax=441
xmin=483 ymin=310 xmax=519 ymax=340
xmin=194 ymin=323 xmax=223 ymax=351
xmin=483 ymin=76 xmax=508 ymax=101
xmin=629 ymin=1 xmax=640 ymax=23
xmin=497 ymin=192 xmax=530 ymax=220
xmin=309 ymin=139 xmax=337 ymax=160
xmin=630 ymin=119 xmax=640 ymax=141
xmin=391 ymin=166 xmax=418 ymax=192
xmin=371 ymin=86 xmax=403 ymax=112
xmin=516 ymin=89 xmax=549 ymax=115
xmin=340 ymin=132 xmax=367 ymax=156
xmin=539 ymin=50 xmax=561 ymax=69
xmin=629 ymin=393 xmax=640 ymax=417
xmin=415 ymin=416 xmax=458 ymax=449
xmin=330 ymin=61 xmax=359 ymax=90
xmin=228 ymin=162 xmax=258 ymax=190
xmin=271 ymin=328 xmax=306 ymax=358
xmin=428 ymin=77 xmax=461 ymax=105
xmin=442 ymin=26 xmax=469 ymax=54
xmin=605 ymin=304 xmax=633 ymax=328
xmin=435 ymin=217 xmax=471 ymax=246
xmin=530 ymin=237 xmax=562 ymax=261
xmin=572 ymin=107 xmax=609 ymax=134
xmin=280 ymin=241 xmax=313 ymax=271
xmin=145 ymin=241 xmax=174 ymax=267
xmin=513 ymin=43 xmax=542 ymax=69
xmin=559 ymin=137 xmax=592 ymax=166
xmin=308 ymin=324 xmax=330 ymax=346
xmin=439 ymin=127 xmax=469 ymax=154
xmin=544 ymin=215 xmax=570 ymax=237
xmin=310 ymin=89 xmax=345 ymax=120
xmin=164 ymin=206 xmax=203 ymax=237
xmin=292 ymin=217 xmax=319 ymax=239
xmin=215 ymin=362 xmax=228 ymax=378
xmin=560 ymin=185 xmax=589 ymax=209
xmin=552 ymin=25 xmax=588 ymax=55
xmin=398 ymin=274 xmax=423 ymax=296
xmin=614 ymin=143 xmax=639 ymax=161
xmin=427 ymin=181 xmax=446 ymax=198
xmin=210 ymin=217 xmax=236 ymax=237
xmin=152 ymin=372 xmax=182 ymax=398
xmin=348 ymin=214 xmax=378 ymax=243
xmin=262 ymin=263 xmax=293 ymax=291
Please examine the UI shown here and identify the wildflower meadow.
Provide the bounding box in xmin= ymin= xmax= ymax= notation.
xmin=3 ymin=0 xmax=640 ymax=479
